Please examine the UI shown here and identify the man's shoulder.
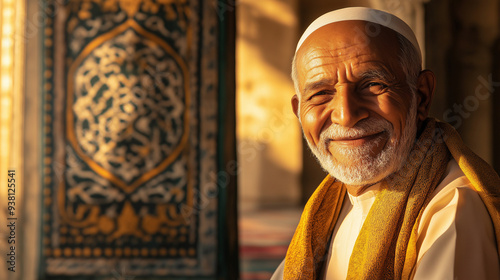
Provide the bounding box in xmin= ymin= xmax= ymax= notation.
xmin=414 ymin=160 xmax=500 ymax=279
xmin=418 ymin=158 xmax=494 ymax=238
xmin=428 ymin=158 xmax=476 ymax=204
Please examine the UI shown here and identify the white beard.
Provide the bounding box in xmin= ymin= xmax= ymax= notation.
xmin=305 ymin=94 xmax=418 ymax=186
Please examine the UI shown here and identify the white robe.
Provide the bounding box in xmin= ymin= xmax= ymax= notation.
xmin=271 ymin=159 xmax=500 ymax=279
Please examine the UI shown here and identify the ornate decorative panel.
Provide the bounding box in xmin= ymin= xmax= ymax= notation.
xmin=40 ymin=0 xmax=234 ymax=278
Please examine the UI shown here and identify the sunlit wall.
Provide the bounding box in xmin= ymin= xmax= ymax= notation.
xmin=0 ymin=0 xmax=25 ymax=278
xmin=236 ymin=0 xmax=302 ymax=211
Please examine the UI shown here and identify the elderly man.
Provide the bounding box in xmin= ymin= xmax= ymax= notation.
xmin=271 ymin=7 xmax=500 ymax=279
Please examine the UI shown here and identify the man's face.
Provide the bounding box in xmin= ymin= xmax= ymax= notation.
xmin=293 ymin=21 xmax=418 ymax=186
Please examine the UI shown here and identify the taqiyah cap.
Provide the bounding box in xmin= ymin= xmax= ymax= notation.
xmin=296 ymin=7 xmax=421 ymax=58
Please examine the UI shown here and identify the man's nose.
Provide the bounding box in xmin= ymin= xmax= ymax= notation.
xmin=329 ymin=85 xmax=369 ymax=127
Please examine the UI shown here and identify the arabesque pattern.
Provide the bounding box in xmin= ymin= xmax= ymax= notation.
xmin=41 ymin=0 xmax=219 ymax=277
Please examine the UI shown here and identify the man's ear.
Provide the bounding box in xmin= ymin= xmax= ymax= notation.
xmin=416 ymin=70 xmax=436 ymax=121
xmin=291 ymin=94 xmax=299 ymax=118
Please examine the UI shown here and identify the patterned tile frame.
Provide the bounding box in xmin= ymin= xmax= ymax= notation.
xmin=41 ymin=0 xmax=219 ymax=277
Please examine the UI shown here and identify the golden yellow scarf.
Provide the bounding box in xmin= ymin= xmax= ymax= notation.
xmin=284 ymin=118 xmax=500 ymax=279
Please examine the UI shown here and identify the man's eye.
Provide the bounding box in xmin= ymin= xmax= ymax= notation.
xmin=366 ymin=82 xmax=387 ymax=89
xmin=361 ymin=82 xmax=388 ymax=94
xmin=314 ymin=90 xmax=330 ymax=96
xmin=313 ymin=90 xmax=334 ymax=97
xmin=307 ymin=90 xmax=332 ymax=102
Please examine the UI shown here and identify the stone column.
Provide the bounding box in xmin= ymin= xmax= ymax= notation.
xmin=447 ymin=0 xmax=498 ymax=164
xmin=425 ymin=0 xmax=453 ymax=117
xmin=492 ymin=3 xmax=500 ymax=173
xmin=427 ymin=0 xmax=499 ymax=167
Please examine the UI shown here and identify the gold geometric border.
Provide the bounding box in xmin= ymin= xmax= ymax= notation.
xmin=66 ymin=19 xmax=191 ymax=194
xmin=44 ymin=246 xmax=198 ymax=259
xmin=56 ymin=178 xmax=192 ymax=228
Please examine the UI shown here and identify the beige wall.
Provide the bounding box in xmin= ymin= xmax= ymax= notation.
xmin=236 ymin=0 xmax=302 ymax=211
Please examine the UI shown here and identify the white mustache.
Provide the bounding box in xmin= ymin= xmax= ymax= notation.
xmin=320 ymin=118 xmax=393 ymax=141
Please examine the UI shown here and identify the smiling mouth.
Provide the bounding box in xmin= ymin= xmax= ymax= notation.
xmin=327 ymin=131 xmax=386 ymax=147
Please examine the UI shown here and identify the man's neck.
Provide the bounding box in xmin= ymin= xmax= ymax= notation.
xmin=346 ymin=181 xmax=380 ymax=196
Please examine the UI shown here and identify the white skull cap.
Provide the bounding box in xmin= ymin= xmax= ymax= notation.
xmin=296 ymin=7 xmax=421 ymax=59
